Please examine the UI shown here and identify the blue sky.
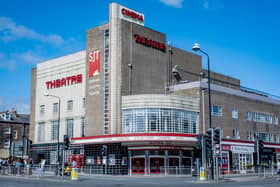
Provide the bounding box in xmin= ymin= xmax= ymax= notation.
xmin=0 ymin=0 xmax=280 ymax=114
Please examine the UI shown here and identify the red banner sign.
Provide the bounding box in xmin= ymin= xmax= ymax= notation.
xmin=88 ymin=51 xmax=101 ymax=77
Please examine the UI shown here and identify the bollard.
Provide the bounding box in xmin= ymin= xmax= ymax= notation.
xmin=71 ymin=168 xmax=78 ymax=180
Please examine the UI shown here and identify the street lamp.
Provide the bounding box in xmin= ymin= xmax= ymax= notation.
xmin=44 ymin=93 xmax=61 ymax=172
xmin=192 ymin=43 xmax=212 ymax=129
xmin=192 ymin=43 xmax=214 ymax=180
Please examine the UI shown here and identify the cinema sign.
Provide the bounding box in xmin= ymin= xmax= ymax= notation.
xmin=119 ymin=5 xmax=144 ymax=26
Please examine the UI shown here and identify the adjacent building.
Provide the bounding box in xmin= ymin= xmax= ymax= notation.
xmin=0 ymin=110 xmax=30 ymax=159
xmin=30 ymin=3 xmax=280 ymax=175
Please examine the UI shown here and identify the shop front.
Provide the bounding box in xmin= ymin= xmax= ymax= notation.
xmin=71 ymin=133 xmax=197 ymax=176
xmin=221 ymin=142 xmax=254 ymax=174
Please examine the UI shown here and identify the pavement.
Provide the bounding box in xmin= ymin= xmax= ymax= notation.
xmin=0 ymin=172 xmax=279 ymax=183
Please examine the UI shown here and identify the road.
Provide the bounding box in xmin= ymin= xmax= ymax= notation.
xmin=0 ymin=175 xmax=280 ymax=187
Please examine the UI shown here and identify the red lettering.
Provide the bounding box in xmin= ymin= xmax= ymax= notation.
xmin=45 ymin=74 xmax=83 ymax=89
xmin=121 ymin=8 xmax=144 ymax=22
xmin=66 ymin=77 xmax=71 ymax=85
xmin=71 ymin=76 xmax=77 ymax=84
xmin=61 ymin=78 xmax=66 ymax=86
xmin=77 ymin=74 xmax=82 ymax=83
xmin=55 ymin=79 xmax=60 ymax=88
xmin=134 ymin=34 xmax=166 ymax=53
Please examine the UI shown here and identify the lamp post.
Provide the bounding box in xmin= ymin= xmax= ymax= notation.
xmin=44 ymin=93 xmax=61 ymax=171
xmin=192 ymin=43 xmax=214 ymax=180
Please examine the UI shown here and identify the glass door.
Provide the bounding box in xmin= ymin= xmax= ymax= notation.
xmin=132 ymin=157 xmax=145 ymax=174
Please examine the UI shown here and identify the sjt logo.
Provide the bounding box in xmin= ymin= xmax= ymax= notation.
xmin=88 ymin=51 xmax=100 ymax=77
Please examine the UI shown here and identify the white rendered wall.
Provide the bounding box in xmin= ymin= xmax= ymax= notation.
xmin=34 ymin=51 xmax=86 ymax=144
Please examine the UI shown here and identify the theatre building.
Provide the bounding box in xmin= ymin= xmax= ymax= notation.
xmin=30 ymin=3 xmax=280 ymax=175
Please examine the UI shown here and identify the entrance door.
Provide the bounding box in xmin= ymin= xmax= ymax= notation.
xmin=150 ymin=157 xmax=164 ymax=174
xmin=168 ymin=157 xmax=179 ymax=175
xmin=239 ymin=154 xmax=247 ymax=173
xmin=132 ymin=157 xmax=145 ymax=174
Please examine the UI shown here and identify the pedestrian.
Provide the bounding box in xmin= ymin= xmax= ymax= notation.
xmin=72 ymin=160 xmax=77 ymax=168
xmin=39 ymin=159 xmax=46 ymax=177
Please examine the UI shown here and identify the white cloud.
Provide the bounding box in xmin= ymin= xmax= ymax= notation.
xmin=0 ymin=17 xmax=65 ymax=46
xmin=160 ymin=0 xmax=184 ymax=8
xmin=13 ymin=51 xmax=44 ymax=64
xmin=0 ymin=59 xmax=16 ymax=71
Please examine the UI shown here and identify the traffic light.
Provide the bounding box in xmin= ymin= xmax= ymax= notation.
xmin=205 ymin=128 xmax=213 ymax=151
xmin=213 ymin=128 xmax=221 ymax=145
xmin=258 ymin=140 xmax=264 ymax=152
xmin=101 ymin=145 xmax=107 ymax=156
xmin=196 ymin=134 xmax=203 ymax=150
xmin=64 ymin=135 xmax=70 ymax=150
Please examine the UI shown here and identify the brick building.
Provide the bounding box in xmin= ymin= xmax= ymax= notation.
xmin=29 ymin=3 xmax=280 ymax=175
xmin=0 ymin=110 xmax=30 ymax=159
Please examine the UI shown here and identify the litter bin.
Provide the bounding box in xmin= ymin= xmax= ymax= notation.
xmin=71 ymin=168 xmax=78 ymax=180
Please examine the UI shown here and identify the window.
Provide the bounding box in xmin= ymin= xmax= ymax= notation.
xmin=12 ymin=130 xmax=17 ymax=139
xmin=67 ymin=100 xmax=73 ymax=111
xmin=246 ymin=112 xmax=252 ymax=121
xmin=51 ymin=120 xmax=58 ymax=141
xmin=232 ymin=108 xmax=238 ymax=119
xmin=233 ymin=129 xmax=240 ymax=139
xmin=66 ymin=119 xmax=73 ymax=138
xmin=247 ymin=111 xmax=277 ymax=124
xmin=122 ymin=108 xmax=199 ymax=134
xmin=81 ymin=117 xmax=85 ymax=137
xmin=3 ymin=127 xmax=11 ymax=134
xmin=38 ymin=122 xmax=45 ymax=142
xmin=273 ymin=116 xmax=278 ymax=125
xmin=211 ymin=105 xmax=222 ymax=116
xmin=82 ymin=98 xmax=85 ymax=108
xmin=247 ymin=131 xmax=252 ymax=140
xmin=40 ymin=105 xmax=45 ymax=114
xmin=4 ymin=139 xmax=10 ymax=148
xmin=53 ymin=103 xmax=58 ymax=113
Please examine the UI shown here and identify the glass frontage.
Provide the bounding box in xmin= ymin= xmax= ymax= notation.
xmin=122 ymin=108 xmax=198 ymax=134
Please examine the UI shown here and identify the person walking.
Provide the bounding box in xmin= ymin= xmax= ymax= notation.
xmin=39 ymin=159 xmax=46 ymax=177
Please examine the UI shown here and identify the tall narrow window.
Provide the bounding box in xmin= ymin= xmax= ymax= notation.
xmin=82 ymin=98 xmax=85 ymax=108
xmin=53 ymin=103 xmax=58 ymax=113
xmin=38 ymin=122 xmax=45 ymax=142
xmin=81 ymin=117 xmax=85 ymax=137
xmin=40 ymin=105 xmax=45 ymax=114
xmin=247 ymin=131 xmax=252 ymax=140
xmin=233 ymin=129 xmax=240 ymax=139
xmin=66 ymin=119 xmax=74 ymax=138
xmin=67 ymin=100 xmax=73 ymax=111
xmin=12 ymin=130 xmax=17 ymax=139
xmin=51 ymin=120 xmax=58 ymax=141
xmin=232 ymin=108 xmax=238 ymax=119
xmin=103 ymin=29 xmax=110 ymax=135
